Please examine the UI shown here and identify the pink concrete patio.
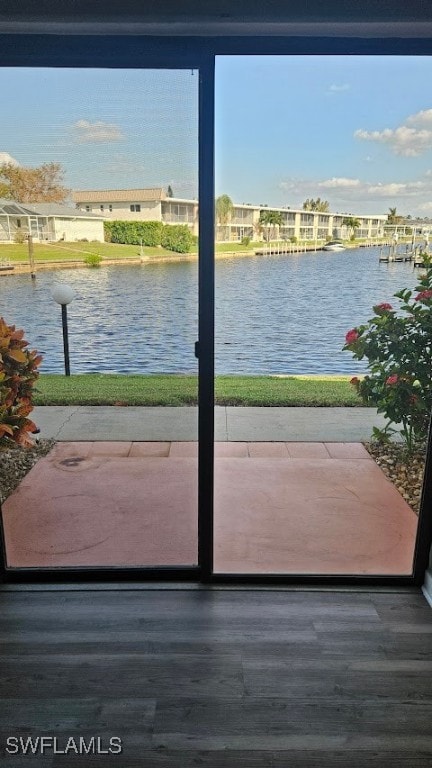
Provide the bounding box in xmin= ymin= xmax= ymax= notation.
xmin=1 ymin=441 xmax=418 ymax=574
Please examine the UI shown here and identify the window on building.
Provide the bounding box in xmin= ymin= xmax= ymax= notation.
xmin=16 ymin=219 xmax=21 ymax=228
xmin=130 ymin=204 xmax=141 ymax=212
xmin=109 ymin=205 xmax=113 ymax=212
xmin=100 ymin=205 xmax=104 ymax=211
xmin=85 ymin=205 xmax=91 ymax=212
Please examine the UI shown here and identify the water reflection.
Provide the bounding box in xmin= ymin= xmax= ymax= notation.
xmin=0 ymin=247 xmax=420 ymax=374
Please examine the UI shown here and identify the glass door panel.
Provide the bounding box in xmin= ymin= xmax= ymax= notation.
xmin=214 ymin=54 xmax=427 ymax=575
xmin=0 ymin=67 xmax=199 ymax=571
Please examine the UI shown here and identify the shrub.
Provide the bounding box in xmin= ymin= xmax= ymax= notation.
xmin=344 ymin=258 xmax=432 ymax=451
xmin=104 ymin=220 xmax=163 ymax=247
xmin=290 ymin=236 xmax=297 ymax=244
xmin=161 ymin=224 xmax=194 ymax=253
xmin=0 ymin=318 xmax=42 ymax=448
xmin=84 ymin=253 xmax=102 ymax=268
xmin=241 ymin=236 xmax=251 ymax=246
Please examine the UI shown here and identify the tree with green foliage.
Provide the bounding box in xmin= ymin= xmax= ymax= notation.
xmin=215 ymin=194 xmax=233 ymax=225
xmin=259 ymin=209 xmax=283 ymax=243
xmin=167 ymin=185 xmax=173 ymax=198
xmin=302 ymin=197 xmax=330 ymax=212
xmin=387 ymin=207 xmax=403 ymax=224
xmin=342 ymin=216 xmax=361 ymax=239
xmin=0 ymin=162 xmax=68 ymax=203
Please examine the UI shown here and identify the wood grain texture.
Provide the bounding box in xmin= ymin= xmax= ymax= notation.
xmin=0 ymin=587 xmax=431 ymax=767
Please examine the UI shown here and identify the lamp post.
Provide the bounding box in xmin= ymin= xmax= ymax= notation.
xmin=51 ymin=283 xmax=75 ymax=376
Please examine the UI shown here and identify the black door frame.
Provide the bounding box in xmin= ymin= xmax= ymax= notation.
xmin=0 ymin=34 xmax=431 ymax=586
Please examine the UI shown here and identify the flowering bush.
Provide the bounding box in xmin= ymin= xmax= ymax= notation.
xmin=344 ymin=261 xmax=432 ymax=451
xmin=0 ymin=317 xmax=42 ymax=448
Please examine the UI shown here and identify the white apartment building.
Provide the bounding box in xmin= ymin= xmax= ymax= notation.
xmin=73 ymin=188 xmax=387 ymax=242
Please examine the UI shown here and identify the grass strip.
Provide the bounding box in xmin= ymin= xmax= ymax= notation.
xmin=34 ymin=374 xmax=362 ymax=407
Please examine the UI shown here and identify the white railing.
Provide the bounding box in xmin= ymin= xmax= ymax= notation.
xmin=162 ymin=214 xmax=194 ymax=223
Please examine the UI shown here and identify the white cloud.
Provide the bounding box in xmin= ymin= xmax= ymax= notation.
xmin=0 ymin=152 xmax=19 ymax=166
xmin=407 ymin=109 xmax=432 ymax=127
xmin=318 ymin=177 xmax=361 ymax=189
xmin=355 ymin=109 xmax=432 ymax=156
xmin=367 ymin=181 xmax=425 ymax=197
xmin=278 ymin=173 xmax=432 ymax=215
xmin=73 ymin=120 xmax=124 ymax=143
xmin=328 ymin=83 xmax=350 ymax=93
xmin=318 ymin=177 xmax=425 ymax=200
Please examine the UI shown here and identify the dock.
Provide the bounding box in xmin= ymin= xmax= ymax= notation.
xmin=254 ymin=243 xmax=320 ymax=256
xmin=379 ymin=242 xmax=431 ymax=265
xmin=0 ymin=258 xmax=14 ymax=274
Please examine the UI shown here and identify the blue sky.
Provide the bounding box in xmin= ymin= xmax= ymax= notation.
xmin=0 ymin=68 xmax=199 ymax=198
xmin=216 ymin=56 xmax=432 ymax=216
xmin=2 ymin=57 xmax=432 ymax=215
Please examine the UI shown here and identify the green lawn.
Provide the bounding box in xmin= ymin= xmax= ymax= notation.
xmin=1 ymin=240 xmax=268 ymax=262
xmin=1 ymin=238 xmax=361 ymax=264
xmin=1 ymin=238 xmax=404 ymax=265
xmin=34 ymin=374 xmax=362 ymax=407
xmin=0 ymin=241 xmax=183 ymax=262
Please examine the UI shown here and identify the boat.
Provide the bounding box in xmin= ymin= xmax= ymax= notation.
xmin=322 ymin=240 xmax=345 ymax=252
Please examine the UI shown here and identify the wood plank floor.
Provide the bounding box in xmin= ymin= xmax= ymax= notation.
xmin=0 ymin=587 xmax=431 ymax=767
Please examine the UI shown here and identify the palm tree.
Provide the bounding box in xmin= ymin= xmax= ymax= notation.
xmin=259 ymin=209 xmax=283 ymax=243
xmin=215 ymin=194 xmax=233 ymax=225
xmin=387 ymin=207 xmax=401 ymax=224
xmin=215 ymin=194 xmax=233 ymax=241
xmin=302 ymin=197 xmax=329 ymax=212
xmin=314 ymin=198 xmax=329 ymax=212
xmin=342 ymin=216 xmax=361 ymax=239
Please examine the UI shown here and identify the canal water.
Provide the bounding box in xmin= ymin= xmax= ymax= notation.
xmin=0 ymin=247 xmax=422 ymax=375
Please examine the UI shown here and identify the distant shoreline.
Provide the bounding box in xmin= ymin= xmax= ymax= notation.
xmin=0 ymin=239 xmax=397 ymax=275
xmin=0 ymin=248 xmax=290 ymax=274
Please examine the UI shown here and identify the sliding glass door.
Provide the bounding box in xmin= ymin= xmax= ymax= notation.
xmin=0 ymin=65 xmax=202 ymax=574
xmin=213 ymin=54 xmax=430 ymax=578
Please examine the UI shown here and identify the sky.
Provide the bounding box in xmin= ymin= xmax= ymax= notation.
xmin=2 ymin=57 xmax=432 ymax=216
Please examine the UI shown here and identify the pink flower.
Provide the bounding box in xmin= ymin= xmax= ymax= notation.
xmin=373 ymin=302 xmax=393 ymax=313
xmin=345 ymin=329 xmax=359 ymax=345
xmin=386 ymin=374 xmax=399 ymax=386
xmin=415 ymin=290 xmax=432 ymax=301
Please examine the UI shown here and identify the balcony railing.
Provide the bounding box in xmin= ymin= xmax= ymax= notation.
xmin=162 ymin=213 xmax=194 ymax=223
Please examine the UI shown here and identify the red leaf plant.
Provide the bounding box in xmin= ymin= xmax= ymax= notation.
xmin=0 ymin=317 xmax=42 ymax=449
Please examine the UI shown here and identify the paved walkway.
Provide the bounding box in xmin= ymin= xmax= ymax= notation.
xmin=2 ymin=406 xmax=415 ymax=575
xmin=33 ymin=406 xmax=391 ymax=442
xmin=2 ymin=440 xmax=417 ymax=573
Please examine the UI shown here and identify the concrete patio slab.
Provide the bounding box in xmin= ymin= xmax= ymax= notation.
xmin=285 ymin=442 xmax=331 ymax=459
xmin=225 ymin=407 xmax=391 ymax=442
xmin=2 ymin=441 xmax=417 ymax=574
xmin=32 ymin=406 xmax=203 ymax=442
xmin=325 ymin=442 xmax=371 ymax=459
xmin=32 ymin=405 xmax=390 ymax=442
